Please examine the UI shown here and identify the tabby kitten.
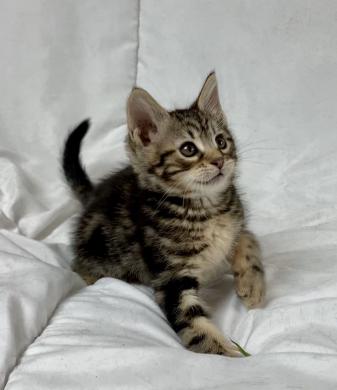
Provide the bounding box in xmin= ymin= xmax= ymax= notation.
xmin=63 ymin=72 xmax=265 ymax=357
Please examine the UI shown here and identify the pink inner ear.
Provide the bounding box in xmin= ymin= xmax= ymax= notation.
xmin=137 ymin=120 xmax=157 ymax=146
xmin=209 ymin=86 xmax=219 ymax=109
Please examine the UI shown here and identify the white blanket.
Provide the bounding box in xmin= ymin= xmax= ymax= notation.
xmin=1 ymin=1 xmax=337 ymax=389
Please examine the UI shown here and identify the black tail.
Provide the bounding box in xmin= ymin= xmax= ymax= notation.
xmin=62 ymin=119 xmax=93 ymax=204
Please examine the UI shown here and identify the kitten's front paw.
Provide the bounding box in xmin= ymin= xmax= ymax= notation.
xmin=234 ymin=266 xmax=265 ymax=309
xmin=188 ymin=334 xmax=243 ymax=357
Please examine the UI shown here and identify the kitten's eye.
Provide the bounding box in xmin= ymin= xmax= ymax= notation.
xmin=179 ymin=142 xmax=198 ymax=157
xmin=215 ymin=134 xmax=227 ymax=149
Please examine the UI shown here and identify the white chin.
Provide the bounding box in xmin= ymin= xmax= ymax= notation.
xmin=193 ymin=174 xmax=232 ymax=195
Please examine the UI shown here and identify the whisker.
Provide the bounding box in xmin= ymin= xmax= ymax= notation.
xmin=239 ymin=159 xmax=270 ymax=166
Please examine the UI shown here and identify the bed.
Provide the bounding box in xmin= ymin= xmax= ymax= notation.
xmin=1 ymin=1 xmax=337 ymax=389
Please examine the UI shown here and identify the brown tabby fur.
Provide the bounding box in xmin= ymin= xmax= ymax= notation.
xmin=62 ymin=72 xmax=265 ymax=356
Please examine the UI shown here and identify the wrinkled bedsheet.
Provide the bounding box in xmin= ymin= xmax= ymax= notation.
xmin=1 ymin=1 xmax=337 ymax=389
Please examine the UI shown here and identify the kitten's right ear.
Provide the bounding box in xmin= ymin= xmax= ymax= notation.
xmin=127 ymin=88 xmax=169 ymax=146
xmin=195 ymin=72 xmax=224 ymax=118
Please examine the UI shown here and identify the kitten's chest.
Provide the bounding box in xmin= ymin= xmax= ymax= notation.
xmin=186 ymin=214 xmax=242 ymax=284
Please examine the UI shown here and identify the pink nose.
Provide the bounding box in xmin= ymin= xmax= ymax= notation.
xmin=211 ymin=157 xmax=224 ymax=169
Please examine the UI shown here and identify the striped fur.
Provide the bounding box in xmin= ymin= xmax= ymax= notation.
xmin=63 ymin=73 xmax=265 ymax=356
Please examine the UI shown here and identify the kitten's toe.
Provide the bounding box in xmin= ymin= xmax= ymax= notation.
xmin=234 ymin=267 xmax=265 ymax=309
xmin=188 ymin=335 xmax=243 ymax=357
xmin=217 ymin=341 xmax=245 ymax=358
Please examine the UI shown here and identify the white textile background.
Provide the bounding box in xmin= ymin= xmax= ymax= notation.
xmin=1 ymin=1 xmax=337 ymax=389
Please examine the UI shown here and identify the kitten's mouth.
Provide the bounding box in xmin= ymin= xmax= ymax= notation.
xmin=197 ymin=172 xmax=223 ymax=185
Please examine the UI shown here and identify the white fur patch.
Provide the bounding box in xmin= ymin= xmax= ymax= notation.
xmin=178 ymin=213 xmax=241 ymax=285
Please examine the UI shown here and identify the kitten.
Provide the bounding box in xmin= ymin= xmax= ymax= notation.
xmin=62 ymin=72 xmax=265 ymax=357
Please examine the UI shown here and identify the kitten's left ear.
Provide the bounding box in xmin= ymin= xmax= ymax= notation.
xmin=196 ymin=72 xmax=224 ymax=117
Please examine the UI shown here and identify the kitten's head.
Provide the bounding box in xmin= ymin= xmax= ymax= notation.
xmin=126 ymin=72 xmax=237 ymax=198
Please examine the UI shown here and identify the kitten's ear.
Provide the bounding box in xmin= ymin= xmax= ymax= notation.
xmin=196 ymin=72 xmax=223 ymax=117
xmin=127 ymin=88 xmax=169 ymax=146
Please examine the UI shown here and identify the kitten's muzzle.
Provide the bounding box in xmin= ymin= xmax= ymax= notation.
xmin=210 ymin=157 xmax=224 ymax=169
xmin=196 ymin=172 xmax=223 ymax=185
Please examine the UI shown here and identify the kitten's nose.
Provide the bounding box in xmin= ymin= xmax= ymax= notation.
xmin=211 ymin=157 xmax=224 ymax=169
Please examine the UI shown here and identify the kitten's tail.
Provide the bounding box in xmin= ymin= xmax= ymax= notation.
xmin=62 ymin=119 xmax=93 ymax=204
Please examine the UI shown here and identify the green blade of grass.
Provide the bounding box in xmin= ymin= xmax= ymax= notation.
xmin=230 ymin=339 xmax=251 ymax=357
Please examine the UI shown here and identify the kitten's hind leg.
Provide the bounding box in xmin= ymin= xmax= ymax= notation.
xmin=154 ymin=275 xmax=242 ymax=357
xmin=230 ymin=230 xmax=266 ymax=309
xmin=72 ymin=260 xmax=102 ymax=285
xmin=79 ymin=272 xmax=100 ymax=285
